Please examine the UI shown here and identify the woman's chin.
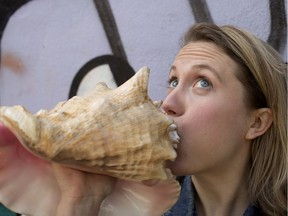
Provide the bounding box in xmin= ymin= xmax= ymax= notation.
xmin=166 ymin=160 xmax=182 ymax=176
xmin=166 ymin=158 xmax=192 ymax=177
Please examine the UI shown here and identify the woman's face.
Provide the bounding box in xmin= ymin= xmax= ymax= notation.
xmin=162 ymin=41 xmax=254 ymax=176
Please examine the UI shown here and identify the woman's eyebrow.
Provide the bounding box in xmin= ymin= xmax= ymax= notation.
xmin=169 ymin=65 xmax=176 ymax=75
xmin=192 ymin=64 xmax=223 ymax=83
xmin=169 ymin=64 xmax=223 ymax=83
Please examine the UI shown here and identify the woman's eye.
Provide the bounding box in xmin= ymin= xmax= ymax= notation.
xmin=195 ymin=79 xmax=211 ymax=88
xmin=169 ymin=78 xmax=179 ymax=88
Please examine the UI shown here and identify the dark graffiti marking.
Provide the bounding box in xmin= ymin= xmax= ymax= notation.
xmin=93 ymin=0 xmax=128 ymax=61
xmin=188 ymin=0 xmax=287 ymax=54
xmin=0 ymin=0 xmax=31 ymax=41
xmin=268 ymin=0 xmax=287 ymax=54
xmin=188 ymin=0 xmax=214 ymax=23
xmin=70 ymin=0 xmax=133 ymax=97
xmin=69 ymin=55 xmax=135 ymax=98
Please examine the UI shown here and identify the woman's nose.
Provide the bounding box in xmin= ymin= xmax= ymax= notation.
xmin=161 ymin=89 xmax=184 ymax=117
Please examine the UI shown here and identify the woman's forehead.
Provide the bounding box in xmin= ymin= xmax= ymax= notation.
xmin=175 ymin=42 xmax=227 ymax=61
xmin=174 ymin=42 xmax=234 ymax=69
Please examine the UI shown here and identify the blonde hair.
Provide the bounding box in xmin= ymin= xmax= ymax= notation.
xmin=183 ymin=23 xmax=287 ymax=215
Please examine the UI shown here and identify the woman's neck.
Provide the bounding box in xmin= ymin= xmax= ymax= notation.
xmin=191 ymin=162 xmax=251 ymax=216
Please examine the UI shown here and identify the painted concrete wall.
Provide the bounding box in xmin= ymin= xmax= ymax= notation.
xmin=0 ymin=0 xmax=286 ymax=113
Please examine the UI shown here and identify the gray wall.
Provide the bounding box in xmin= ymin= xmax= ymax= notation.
xmin=0 ymin=0 xmax=286 ymax=113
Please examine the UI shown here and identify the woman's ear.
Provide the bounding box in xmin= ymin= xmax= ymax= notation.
xmin=245 ymin=108 xmax=273 ymax=140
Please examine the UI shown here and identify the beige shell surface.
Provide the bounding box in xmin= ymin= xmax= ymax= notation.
xmin=0 ymin=67 xmax=179 ymax=181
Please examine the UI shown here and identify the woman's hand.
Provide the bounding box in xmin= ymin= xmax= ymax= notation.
xmin=0 ymin=122 xmax=116 ymax=216
xmin=53 ymin=164 xmax=117 ymax=216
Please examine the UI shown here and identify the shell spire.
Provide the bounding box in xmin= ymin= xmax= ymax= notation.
xmin=114 ymin=66 xmax=150 ymax=103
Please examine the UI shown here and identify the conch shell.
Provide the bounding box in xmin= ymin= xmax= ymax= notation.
xmin=0 ymin=67 xmax=180 ymax=215
xmin=0 ymin=67 xmax=178 ymax=181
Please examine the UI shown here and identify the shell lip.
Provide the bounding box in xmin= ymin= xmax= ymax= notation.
xmin=168 ymin=123 xmax=180 ymax=150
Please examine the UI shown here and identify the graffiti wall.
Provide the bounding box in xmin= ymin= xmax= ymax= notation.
xmin=0 ymin=0 xmax=287 ymax=114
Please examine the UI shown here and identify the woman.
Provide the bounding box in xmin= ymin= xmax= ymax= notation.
xmin=1 ymin=23 xmax=287 ymax=216
xmin=161 ymin=23 xmax=287 ymax=216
